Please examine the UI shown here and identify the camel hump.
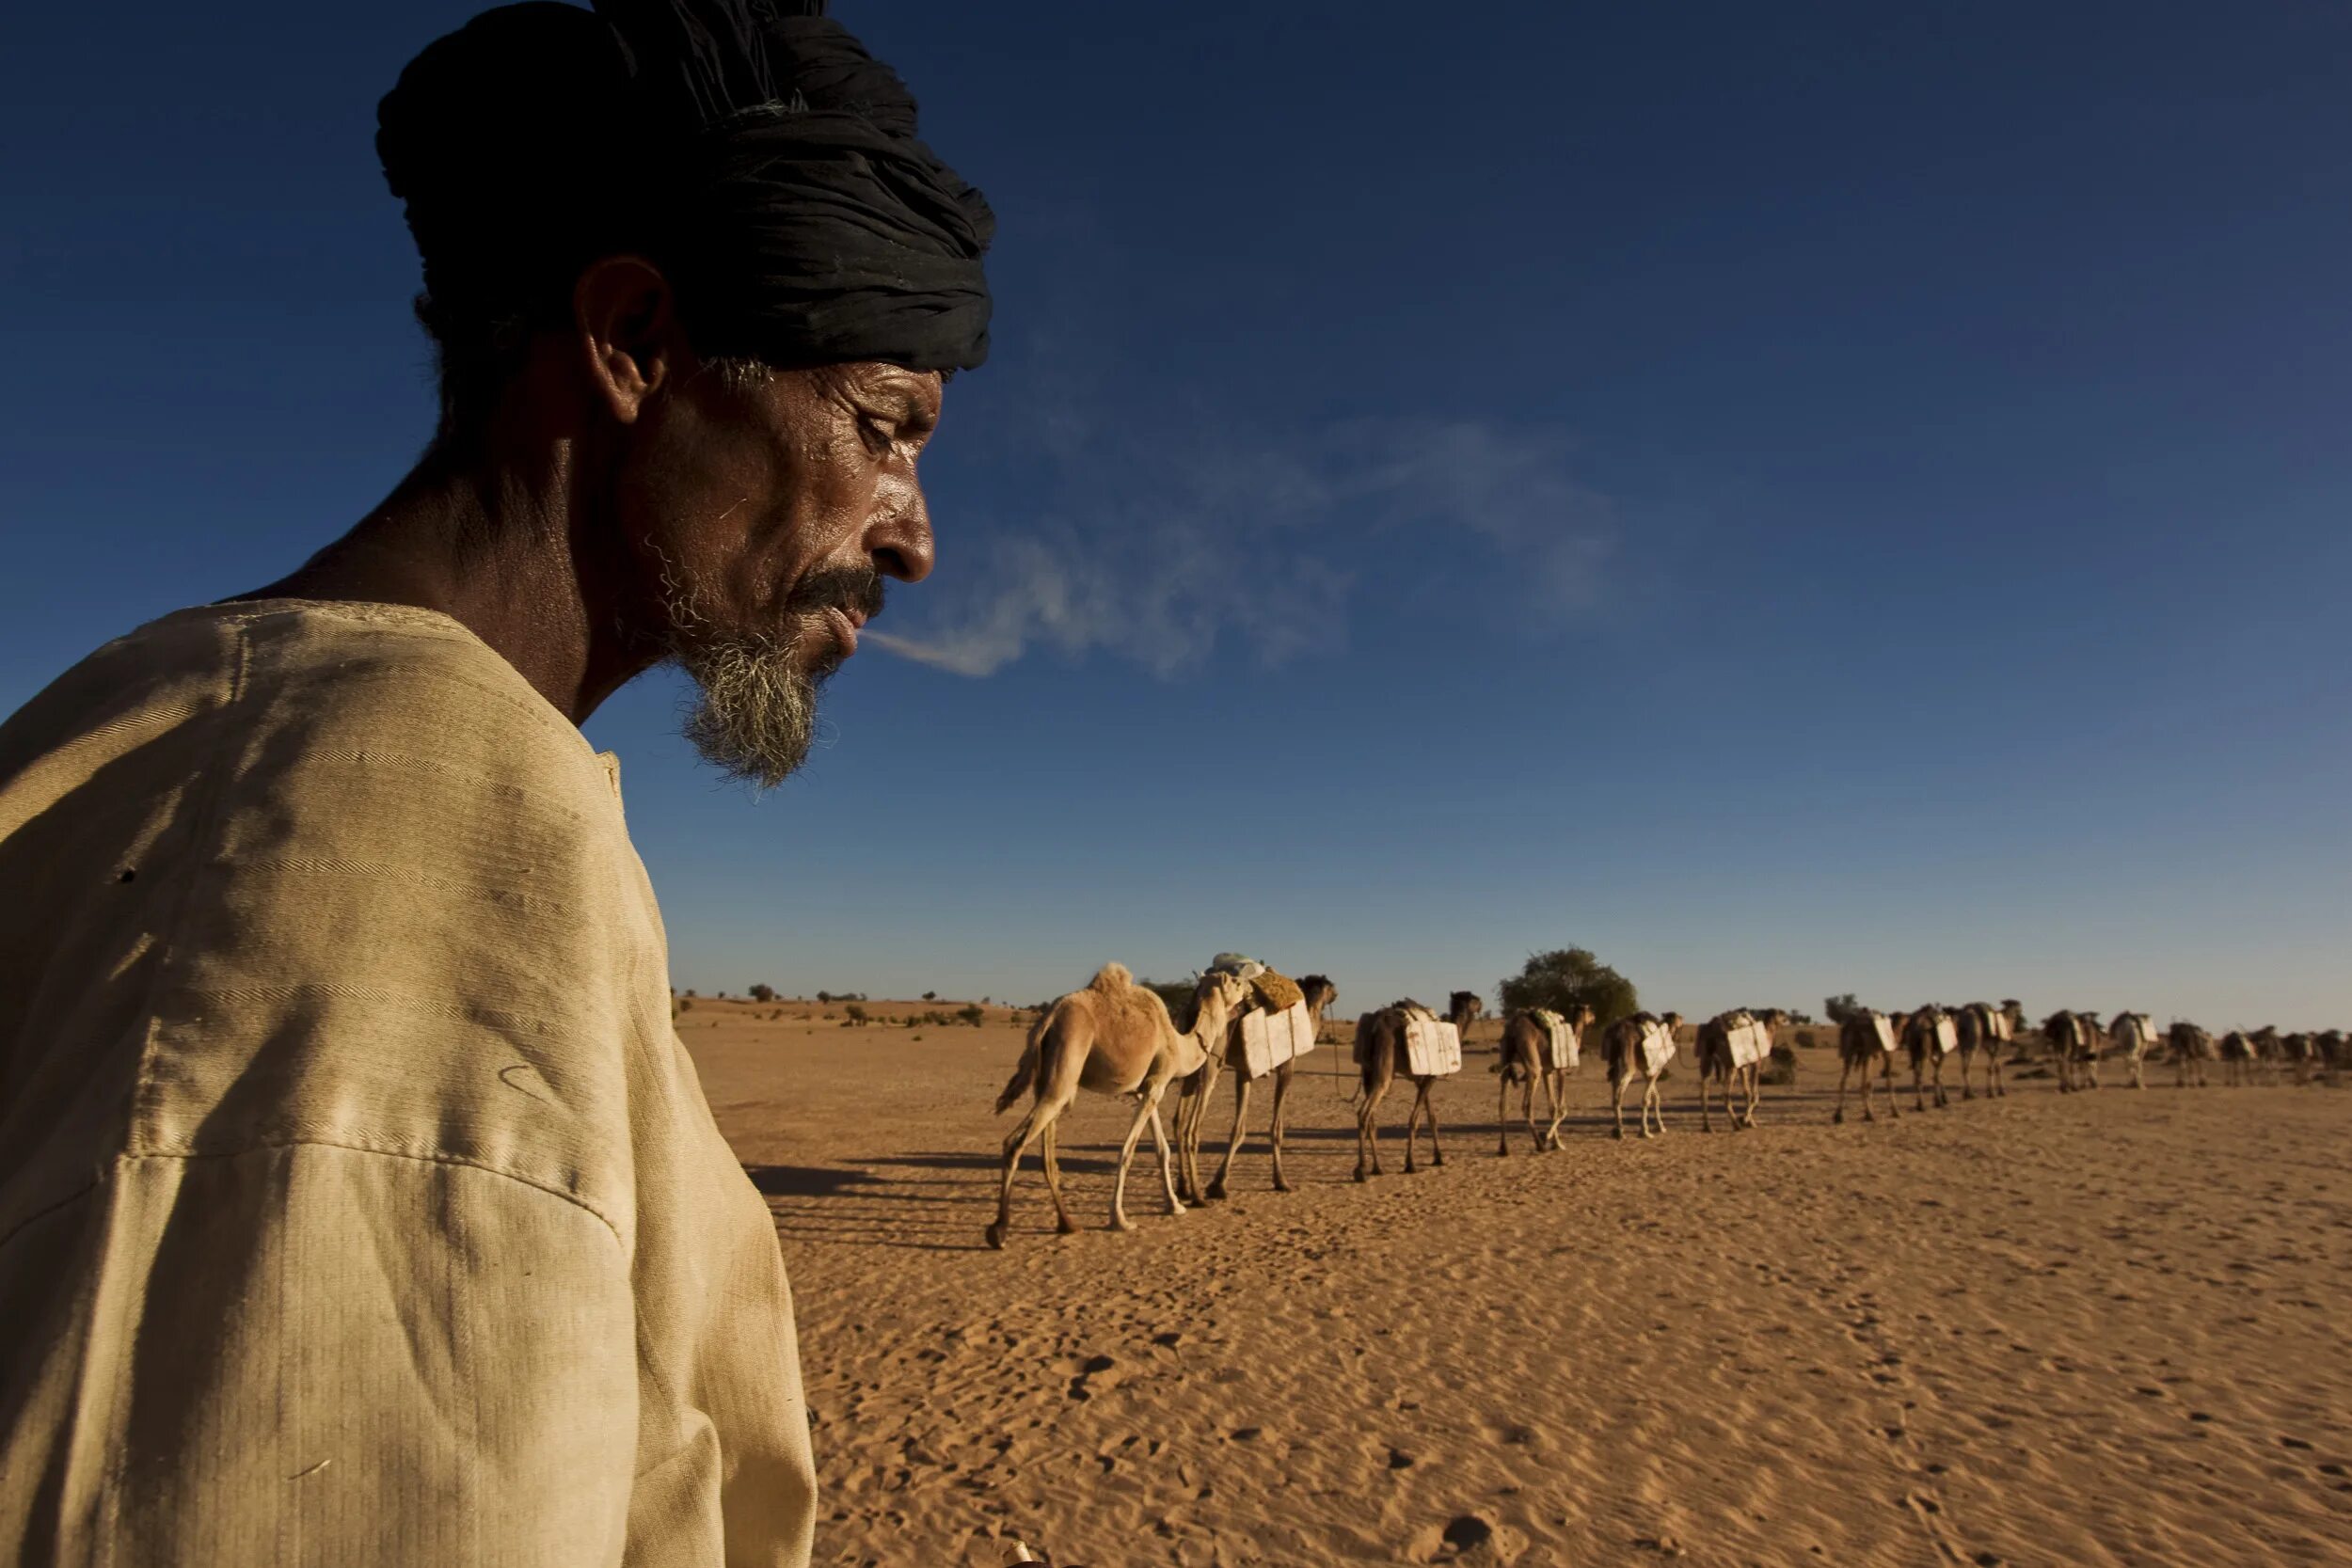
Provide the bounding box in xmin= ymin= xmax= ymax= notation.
xmin=1088 ymin=961 xmax=1136 ymax=994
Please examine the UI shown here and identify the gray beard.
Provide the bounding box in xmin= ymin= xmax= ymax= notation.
xmin=676 ymin=631 xmax=820 ymax=790
xmin=658 ymin=562 xmax=835 ymax=790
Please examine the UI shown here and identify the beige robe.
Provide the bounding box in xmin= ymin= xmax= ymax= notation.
xmin=0 ymin=601 xmax=816 ymax=1567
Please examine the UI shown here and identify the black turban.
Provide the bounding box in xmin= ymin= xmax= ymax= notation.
xmin=376 ymin=0 xmax=992 ymax=376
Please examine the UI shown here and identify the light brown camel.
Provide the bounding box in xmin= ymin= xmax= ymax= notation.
xmin=985 ymin=965 xmax=1249 ymax=1248
xmin=2249 ymin=1025 xmax=2283 ymax=1084
xmin=1692 ymin=1007 xmax=1788 ymax=1132
xmin=2107 ymin=1012 xmax=2160 ymax=1089
xmin=1351 ymin=997 xmax=1470 ymax=1181
xmin=1952 ymin=1001 xmax=2010 ymax=1100
xmin=2318 ymin=1029 xmax=2348 ymax=1086
xmin=2169 ymin=1021 xmax=2213 ymax=1088
xmin=1599 ymin=1010 xmax=1687 ymax=1140
xmin=1832 ymin=1008 xmax=1903 ymax=1124
xmin=2217 ymin=1029 xmax=2255 ymax=1087
xmin=1900 ymin=1005 xmax=1960 ymax=1111
xmin=2042 ymin=1010 xmax=2103 ymax=1092
xmin=1494 ymin=1003 xmax=1594 ymax=1153
xmin=1187 ymin=973 xmax=1340 ymax=1200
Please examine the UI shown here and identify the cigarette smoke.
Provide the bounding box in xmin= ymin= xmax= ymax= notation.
xmin=871 ymin=415 xmax=1616 ymax=679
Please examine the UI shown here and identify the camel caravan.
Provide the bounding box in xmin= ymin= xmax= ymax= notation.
xmin=981 ymin=964 xmax=2342 ymax=1243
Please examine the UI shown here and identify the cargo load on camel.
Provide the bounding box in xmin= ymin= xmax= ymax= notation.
xmin=1400 ymin=1004 xmax=1464 ymax=1077
xmin=1639 ymin=1018 xmax=1677 ymax=1074
xmin=1934 ymin=1015 xmax=1960 ymax=1055
xmin=1724 ymin=1012 xmax=1772 ymax=1069
xmin=1533 ymin=1008 xmax=1580 ymax=1071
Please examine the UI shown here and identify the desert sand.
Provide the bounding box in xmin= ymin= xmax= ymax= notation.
xmin=681 ymin=997 xmax=2352 ymax=1566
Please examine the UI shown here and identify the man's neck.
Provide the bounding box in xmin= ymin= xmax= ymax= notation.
xmin=232 ymin=445 xmax=655 ymax=725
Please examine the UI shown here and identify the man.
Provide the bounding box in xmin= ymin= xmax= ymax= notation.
xmin=0 ymin=3 xmax=990 ymax=1564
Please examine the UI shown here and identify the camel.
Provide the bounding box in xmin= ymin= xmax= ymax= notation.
xmin=2249 ymin=1025 xmax=2283 ymax=1084
xmin=1351 ymin=997 xmax=1472 ymax=1180
xmin=1900 ymin=1005 xmax=1963 ymax=1111
xmin=1692 ymin=1007 xmax=1788 ymax=1132
xmin=1952 ymin=1002 xmax=2011 ymax=1100
xmin=1832 ymin=1008 xmax=1904 ymax=1124
xmin=1599 ymin=1010 xmax=1687 ymax=1140
xmin=2218 ymin=1029 xmax=2255 ymax=1087
xmin=2280 ymin=1032 xmax=2317 ymax=1085
xmin=2318 ymin=1029 xmax=2348 ymax=1085
xmin=1182 ymin=971 xmax=1340 ymax=1201
xmin=1493 ymin=1003 xmax=1594 ymax=1153
xmin=2169 ymin=1021 xmax=2213 ymax=1088
xmin=2043 ymin=1010 xmax=2103 ymax=1092
xmin=2107 ymin=1012 xmax=2160 ymax=1089
xmin=985 ymin=965 xmax=1249 ymax=1248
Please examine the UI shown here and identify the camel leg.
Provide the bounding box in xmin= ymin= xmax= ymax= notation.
xmin=1835 ymin=1060 xmax=1851 ymax=1125
xmin=1108 ymin=1088 xmax=1165 ymax=1233
xmin=1934 ymin=1054 xmax=1949 ymax=1109
xmin=1355 ymin=1080 xmax=1387 ymax=1182
xmin=1422 ymin=1081 xmax=1446 ymax=1166
xmin=1041 ymin=1120 xmax=1080 ymax=1236
xmin=988 ymin=1096 xmax=1064 ymax=1249
xmin=1172 ymin=1070 xmax=1207 ymax=1206
xmin=1207 ymin=1074 xmax=1253 ymax=1201
xmin=1699 ymin=1068 xmax=1715 ymax=1133
xmin=1612 ymin=1073 xmax=1629 ymax=1140
xmin=1498 ymin=1067 xmax=1513 ymax=1157
xmin=1912 ymin=1055 xmax=1927 ymax=1113
xmin=1541 ymin=1070 xmax=1567 ymax=1149
xmin=1401 ymin=1084 xmax=1422 ymax=1174
xmin=1523 ymin=1078 xmax=1542 ymax=1150
xmin=2131 ymin=1054 xmax=2144 ymax=1091
xmin=1268 ymin=1065 xmax=1296 ymax=1193
xmin=1644 ymin=1076 xmax=1665 ymax=1139
xmin=1740 ymin=1065 xmax=1759 ymax=1129
xmin=1148 ymin=1100 xmax=1185 ymax=1216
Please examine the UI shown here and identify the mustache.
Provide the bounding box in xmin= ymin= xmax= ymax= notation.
xmin=782 ymin=565 xmax=886 ymax=626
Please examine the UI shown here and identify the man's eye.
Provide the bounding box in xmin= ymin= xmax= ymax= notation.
xmin=856 ymin=415 xmax=896 ymax=456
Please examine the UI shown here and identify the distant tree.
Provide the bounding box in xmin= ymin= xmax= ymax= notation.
xmin=683 ymin=990 xmax=697 ymax=998
xmin=1823 ymin=993 xmax=1864 ymax=1026
xmin=748 ymin=983 xmax=776 ymax=1004
xmin=816 ymin=990 xmax=833 ymax=1005
xmin=922 ymin=990 xmax=937 ymax=1002
xmin=843 ymin=1003 xmax=868 ymax=1026
xmin=957 ymin=1004 xmax=985 ymax=1027
xmin=1498 ymin=949 xmax=1639 ymax=1032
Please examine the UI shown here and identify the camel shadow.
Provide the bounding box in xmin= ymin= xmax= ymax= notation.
xmin=744 ymin=1164 xmax=884 ymax=1197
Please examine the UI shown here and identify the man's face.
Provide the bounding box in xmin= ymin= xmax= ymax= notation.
xmin=614 ymin=359 xmax=942 ymax=786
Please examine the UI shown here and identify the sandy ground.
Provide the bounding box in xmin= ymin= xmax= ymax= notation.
xmin=679 ymin=997 xmax=2352 ymax=1567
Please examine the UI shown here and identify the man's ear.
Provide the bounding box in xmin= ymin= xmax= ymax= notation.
xmin=574 ymin=256 xmax=689 ymax=424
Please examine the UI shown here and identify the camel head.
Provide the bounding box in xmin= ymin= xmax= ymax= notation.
xmin=1661 ymin=1011 xmax=1684 ymax=1032
xmin=1298 ymin=974 xmax=1337 ymax=1018
xmin=1575 ymin=1004 xmax=1597 ymax=1029
xmin=1189 ymin=970 xmax=1250 ymax=1042
xmin=1448 ymin=990 xmax=1484 ymax=1027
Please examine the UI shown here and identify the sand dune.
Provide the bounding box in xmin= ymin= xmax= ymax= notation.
xmin=682 ymin=1000 xmax=2352 ymax=1566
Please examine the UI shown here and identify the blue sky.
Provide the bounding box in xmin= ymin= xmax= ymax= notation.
xmin=4 ymin=2 xmax=2346 ymax=1027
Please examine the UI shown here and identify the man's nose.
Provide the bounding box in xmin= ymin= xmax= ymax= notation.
xmin=866 ymin=481 xmax=935 ymax=584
